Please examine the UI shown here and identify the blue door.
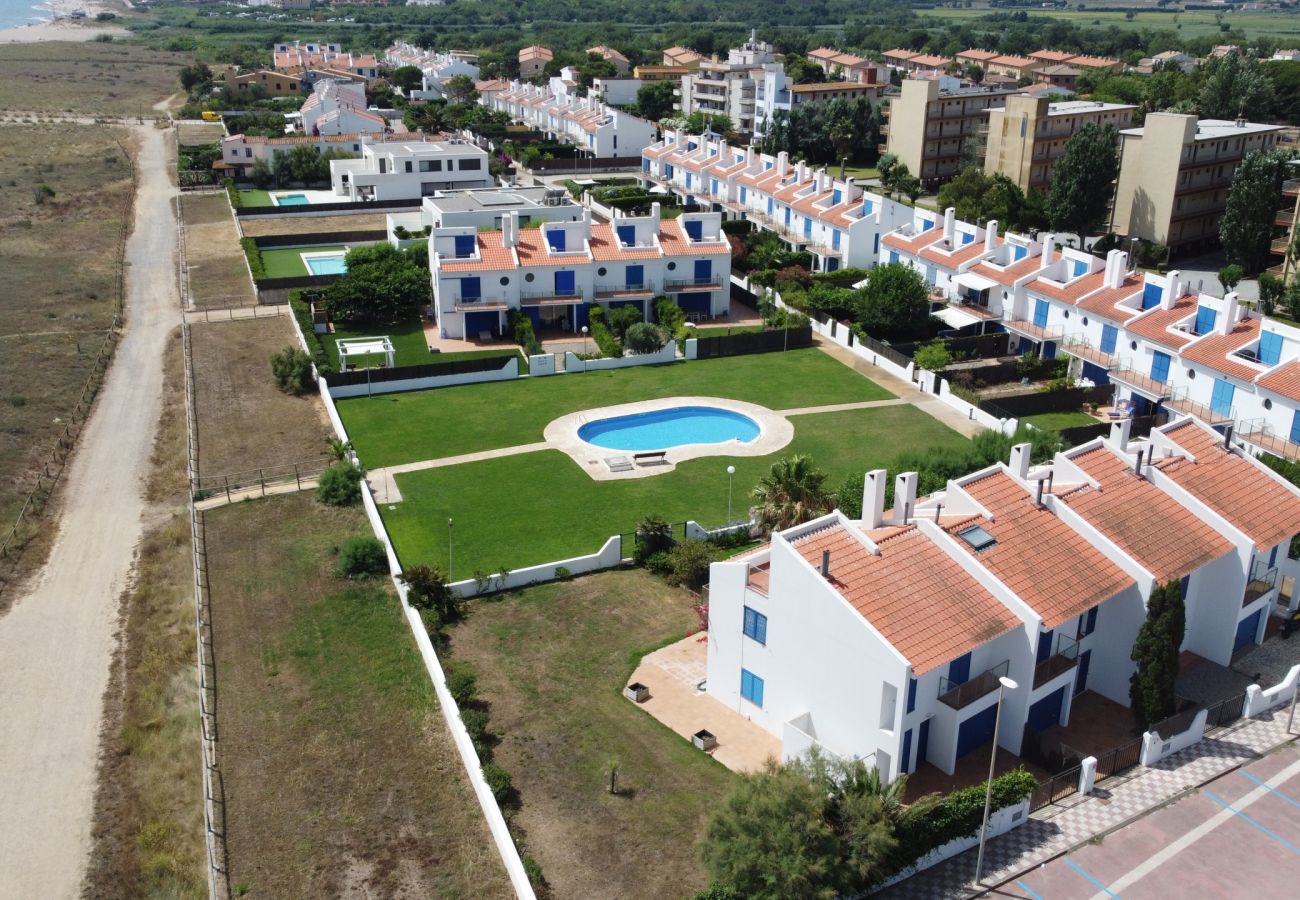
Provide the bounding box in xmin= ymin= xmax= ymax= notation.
xmin=685 ymin=219 xmax=703 ymax=241
xmin=453 ymin=234 xmax=475 ymax=258
xmin=694 ymin=259 xmax=712 ymax=284
xmin=460 ymin=276 xmax=481 ymax=300
xmin=1082 ymin=361 xmax=1111 ymax=385
xmin=1028 ymin=687 xmax=1066 ymax=732
xmin=1142 ymin=282 xmax=1163 ymax=310
xmin=626 ymin=264 xmax=644 ymax=289
xmin=803 ymin=217 xmax=812 ymax=239
xmin=948 ymin=652 xmax=971 ymax=686
xmin=1075 ymin=650 xmax=1091 ymax=696
xmin=1235 ymin=609 xmax=1262 ymax=653
xmin=1291 ymin=410 xmax=1300 ymax=445
xmin=616 ymin=224 xmax=635 ymax=246
xmin=785 ymin=207 xmax=792 ymax=227
xmin=1151 ymin=351 xmax=1171 ymax=384
xmin=1100 ymin=324 xmax=1118 ymax=354
xmin=1036 ymin=630 xmax=1054 ymax=665
xmin=1210 ymin=378 xmax=1235 ymax=419
xmin=464 ymin=310 xmax=497 ymax=336
xmin=902 ymin=728 xmax=914 ymax=775
xmin=917 ymin=718 xmax=931 ymax=768
xmin=546 ymin=228 xmax=566 ymax=252
xmin=956 ymin=703 xmax=998 ymax=760
xmin=1033 ymin=298 xmax=1050 ymax=329
xmin=555 ymin=270 xmax=576 ymax=296
xmin=678 ymin=292 xmax=711 ymax=314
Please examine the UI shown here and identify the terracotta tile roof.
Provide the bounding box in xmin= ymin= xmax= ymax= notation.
xmin=882 ymin=227 xmax=945 ymax=254
xmin=682 ymin=152 xmax=722 ymax=173
xmin=809 ymin=47 xmax=839 ymax=61
xmin=1255 ymin=358 xmax=1300 ymax=403
xmin=825 ymin=198 xmax=866 ymax=228
xmin=1069 ymin=55 xmax=1120 ymax=69
xmin=514 ymin=228 xmax=590 ymax=267
xmin=789 ymin=524 xmax=1020 ymax=676
xmin=1058 ymin=447 xmax=1233 ymax=583
xmin=642 ymin=142 xmax=678 ymax=159
xmin=910 ymin=54 xmax=952 ymax=68
xmin=520 ymin=45 xmax=553 ymax=62
xmin=1026 ymin=269 xmax=1104 ymax=303
xmin=437 ymin=232 xmax=517 ymax=272
xmin=775 ymin=176 xmax=818 ymax=203
xmin=884 ymin=49 xmax=920 ymax=61
xmin=1074 ymin=274 xmax=1144 ymax=320
xmin=791 ymin=188 xmax=837 ymax=219
xmin=1123 ymin=295 xmax=1198 ymax=349
xmin=789 ymin=82 xmax=876 ymax=94
xmin=960 ymin=48 xmax=1002 ymax=62
xmin=658 ymin=219 xmax=730 ymax=256
xmin=737 ymin=166 xmax=791 ymax=192
xmin=949 ymin=470 xmax=1135 ymax=629
xmin=1032 ymin=49 xmax=1077 ymax=63
xmin=991 ymin=54 xmax=1040 ymax=68
xmin=1180 ymin=316 xmax=1265 ymax=383
xmin=710 ymin=158 xmax=750 ymax=177
xmin=589 ymin=223 xmax=662 ymax=261
xmin=1154 ymin=420 xmax=1300 ymax=549
xmin=919 ymin=236 xmax=996 ymax=268
xmin=971 ymin=253 xmax=1045 ymax=287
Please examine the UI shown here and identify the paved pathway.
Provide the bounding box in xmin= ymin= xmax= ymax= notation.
xmin=194 ymin=477 xmax=319 ymax=511
xmin=778 ymin=398 xmax=908 ymax=416
xmin=880 ymin=710 xmax=1299 ymax=897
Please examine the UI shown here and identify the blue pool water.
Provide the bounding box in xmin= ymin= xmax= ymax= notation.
xmin=305 ymin=254 xmax=348 ymax=276
xmin=578 ymin=406 xmax=760 ymax=451
xmin=276 ymin=193 xmax=311 ymax=206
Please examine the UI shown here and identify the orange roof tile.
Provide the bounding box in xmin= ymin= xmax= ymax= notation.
xmin=514 ymin=228 xmax=590 ymax=267
xmin=1154 ymin=420 xmax=1300 ymax=549
xmin=589 ymin=223 xmax=662 ymax=261
xmin=658 ymin=219 xmax=730 ymax=256
xmin=1123 ymin=295 xmax=1198 ymax=349
xmin=774 ymin=175 xmax=818 ymax=203
xmin=1180 ymin=316 xmax=1265 ymax=382
xmin=1032 ymin=49 xmax=1077 ymax=63
xmin=789 ymin=524 xmax=1020 ymax=676
xmin=949 ymin=470 xmax=1135 ymax=628
xmin=971 ymin=252 xmax=1045 ymax=287
xmin=919 ymin=237 xmax=996 ymax=268
xmin=1074 ymin=274 xmax=1144 ymax=320
xmin=882 ymin=227 xmax=945 ymax=254
xmin=438 ymin=232 xmax=516 ymax=272
xmin=1255 ymin=358 xmax=1300 ymax=403
xmin=1058 ymin=447 xmax=1233 ymax=583
xmin=1027 ymin=269 xmax=1105 ymax=303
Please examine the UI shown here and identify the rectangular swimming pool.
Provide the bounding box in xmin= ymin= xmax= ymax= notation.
xmin=304 ymin=253 xmax=348 ymax=276
xmin=275 ymin=193 xmax=311 ymax=206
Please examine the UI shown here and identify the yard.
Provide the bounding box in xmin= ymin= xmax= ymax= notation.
xmin=205 ymin=494 xmax=511 ymax=898
xmin=1020 ymin=410 xmax=1099 ymax=432
xmin=259 ymin=244 xmax=345 ymax=278
xmin=180 ymin=192 xmax=253 ymax=309
xmin=235 ymin=189 xmax=274 ymax=208
xmin=239 ymin=212 xmax=391 ymax=237
xmin=381 ymin=404 xmax=970 ymax=575
xmin=341 ymin=348 xmax=895 ymax=468
xmin=447 ymin=569 xmax=737 ymax=898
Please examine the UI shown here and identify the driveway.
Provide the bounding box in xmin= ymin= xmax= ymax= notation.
xmin=0 ymin=114 xmax=180 ymax=899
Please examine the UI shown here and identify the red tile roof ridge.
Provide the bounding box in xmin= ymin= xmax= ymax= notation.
xmin=1253 ymin=358 xmax=1300 ymax=402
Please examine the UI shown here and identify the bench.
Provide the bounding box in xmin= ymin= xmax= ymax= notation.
xmin=633 ymin=451 xmax=668 ymax=466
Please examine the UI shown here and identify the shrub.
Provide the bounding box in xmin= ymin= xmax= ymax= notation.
xmin=660 ymin=540 xmax=717 ymax=589
xmin=460 ymin=706 xmax=490 ymax=747
xmin=506 ymin=309 xmax=543 ymax=355
xmin=655 ymin=296 xmax=686 ymax=335
xmin=521 ymin=854 xmax=546 ymax=887
xmin=269 ymin=345 xmax=313 ymax=394
xmin=315 ymin=461 xmax=363 ymax=506
xmin=624 ymin=321 xmax=669 ymax=354
xmin=721 ymin=219 xmax=753 ymax=236
xmin=635 ymin=515 xmax=675 ymax=564
xmin=812 ymin=267 xmax=870 ymax=288
xmin=335 ymin=536 xmax=387 ymax=579
xmin=481 ymin=762 xmax=514 ymax=803
xmin=586 ymin=306 xmax=623 ymax=357
xmin=402 ymin=563 xmax=461 ymax=622
xmin=913 ymin=342 xmax=951 ymax=373
xmin=289 ymin=292 xmax=333 ymax=373
xmin=608 ymin=303 xmax=644 ymax=339
xmin=445 ymin=662 xmax=478 ymax=707
xmin=240 ymin=237 xmax=265 ymax=280
xmin=224 ymin=177 xmax=241 ymax=208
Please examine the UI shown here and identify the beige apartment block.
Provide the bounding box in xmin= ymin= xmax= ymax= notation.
xmin=1112 ymin=113 xmax=1282 ymax=253
xmin=983 ymin=97 xmax=1135 ymax=193
xmin=884 ymin=78 xmax=1018 ymax=187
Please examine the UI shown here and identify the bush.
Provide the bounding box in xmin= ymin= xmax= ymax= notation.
xmin=240 ymin=237 xmax=265 ymax=280
xmin=586 ymin=305 xmax=623 ymax=357
xmin=335 ymin=536 xmax=387 ymax=579
xmin=655 ymin=296 xmax=687 ymax=335
xmin=289 ymin=292 xmax=333 ymax=373
xmin=659 ymin=539 xmax=717 ymax=589
xmin=402 ymin=563 xmax=461 ymax=622
xmin=624 ymin=321 xmax=669 ymax=354
xmin=224 ymin=177 xmax=242 ymax=208
xmin=812 ymin=267 xmax=871 ymax=288
xmin=521 ymin=854 xmax=546 ymax=888
xmin=315 ymin=461 xmax=363 ymax=506
xmin=507 ymin=308 xmax=543 ymax=355
xmin=460 ymin=706 xmax=490 ymax=746
xmin=913 ymin=342 xmax=951 ymax=372
xmin=481 ymin=762 xmax=514 ymax=803
xmin=608 ymin=303 xmax=644 ymax=338
xmin=445 ymin=662 xmax=478 ymax=707
xmin=721 ymin=219 xmax=753 ymax=236
xmin=269 ymin=345 xmax=313 ymax=394
xmin=635 ymin=514 xmax=675 ymax=564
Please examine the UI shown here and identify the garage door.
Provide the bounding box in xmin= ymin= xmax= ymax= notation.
xmin=956 ymin=703 xmax=998 ymax=761
xmin=1028 ymin=687 xmax=1065 ymax=733
xmin=1234 ymin=609 xmax=1262 ymax=653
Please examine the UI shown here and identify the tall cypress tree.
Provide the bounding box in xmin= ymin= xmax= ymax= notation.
xmin=1220 ymin=150 xmax=1290 ymax=275
xmin=1130 ymin=579 xmax=1187 ymax=729
xmin=1045 ymin=123 xmax=1120 ymax=239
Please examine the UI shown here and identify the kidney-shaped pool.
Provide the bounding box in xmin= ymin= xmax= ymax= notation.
xmin=578 ymin=406 xmax=760 ymax=451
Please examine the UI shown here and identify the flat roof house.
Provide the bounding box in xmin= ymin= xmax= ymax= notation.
xmin=329 ymin=139 xmax=492 ymax=202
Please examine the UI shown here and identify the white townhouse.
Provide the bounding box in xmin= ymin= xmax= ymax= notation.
xmin=300 ymin=80 xmax=387 ymax=136
xmin=482 ymin=81 xmax=657 ymax=158
xmin=329 ymin=139 xmax=492 ymax=201
xmin=428 ymin=208 xmax=731 ymax=339
xmin=387 ymin=186 xmax=580 ymax=242
xmin=384 ymin=42 xmax=480 ymax=100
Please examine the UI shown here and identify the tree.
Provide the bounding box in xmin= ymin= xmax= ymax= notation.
xmin=269 ymin=345 xmax=313 ymax=394
xmin=324 ymin=244 xmax=430 ymax=326
xmin=316 ymin=461 xmax=363 ymax=507
xmin=1046 ymin=123 xmax=1120 ymax=238
xmin=1130 ymin=579 xmax=1186 ymax=729
xmin=405 ymin=101 xmax=450 ymax=134
xmin=1258 ymin=271 xmax=1285 ymax=315
xmin=1217 ymin=263 xmax=1243 ymax=293
xmin=248 ymin=157 xmax=274 ymax=190
xmin=389 ymin=65 xmax=424 ymax=92
xmin=1196 ymin=52 xmax=1275 ymax=120
xmin=624 ymin=321 xmax=669 ymax=354
xmin=179 ymin=62 xmax=212 ymax=92
xmin=402 ymin=564 xmax=462 ymax=624
xmin=859 ymin=263 xmax=930 ymax=340
xmin=637 ymin=80 xmax=676 ymax=121
xmin=913 ymin=341 xmax=952 ymax=372
xmin=877 ymin=153 xmax=898 ymax=187
xmin=1220 ymin=149 xmax=1291 ymax=275
xmin=684 ymin=111 xmax=733 ymax=135
xmin=443 ymin=74 xmax=478 ymax=105
xmin=750 ymin=454 xmax=834 ymax=534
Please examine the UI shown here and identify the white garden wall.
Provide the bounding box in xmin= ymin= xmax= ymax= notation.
xmin=564 ymin=342 xmax=678 ymax=372
xmin=327 ymin=356 xmax=520 ymax=398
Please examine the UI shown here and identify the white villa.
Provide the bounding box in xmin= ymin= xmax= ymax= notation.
xmin=329 ymin=139 xmax=493 ymax=201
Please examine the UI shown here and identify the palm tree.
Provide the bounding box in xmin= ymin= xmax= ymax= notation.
xmin=750 ymin=454 xmax=834 ymax=534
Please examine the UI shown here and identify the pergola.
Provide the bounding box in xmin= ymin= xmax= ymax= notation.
xmin=335 ymin=336 xmax=395 ymax=371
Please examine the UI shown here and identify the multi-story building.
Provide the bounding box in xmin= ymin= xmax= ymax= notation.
xmin=983 ymin=97 xmax=1136 ymax=193
xmin=677 ymin=31 xmax=783 ymax=137
xmin=586 ymin=45 xmax=630 ymax=75
xmin=483 ymin=82 xmax=657 ymax=158
xmin=428 ymin=209 xmax=731 ymax=338
xmin=272 ymin=42 xmax=380 ymax=81
xmin=299 ymin=80 xmax=387 ymax=136
xmin=1068 ymin=55 xmax=1124 ymax=74
xmin=396 ymin=185 xmax=580 ymax=234
xmin=519 ymin=45 xmax=553 ymax=77
xmin=662 ymin=47 xmax=705 ymax=69
xmin=1032 ymin=65 xmax=1081 ymax=92
xmin=383 ymin=43 xmax=480 ymax=100
xmin=221 ymin=68 xmax=303 ymax=98
xmin=1112 ymin=113 xmax=1282 ymax=255
xmin=806 ymin=47 xmax=887 ymax=85
xmin=634 ymin=64 xmax=691 ymax=82
xmin=218 ymin=132 xmax=408 ymax=178
xmin=1268 ymin=160 xmax=1300 ymax=283
xmin=884 ymin=79 xmax=1020 ymax=188
xmin=329 ymin=139 xmax=492 ymax=201
xmin=1029 ymin=49 xmax=1076 ymax=68
xmin=984 ymin=54 xmax=1044 ymax=80
xmin=956 ymin=48 xmax=1002 ymax=70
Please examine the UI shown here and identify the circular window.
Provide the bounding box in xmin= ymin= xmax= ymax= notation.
xmin=1063 ymin=310 xmax=1070 ymax=319
xmin=1264 ymin=398 xmax=1273 ymax=410
xmin=1130 ymin=340 xmax=1138 ymax=351
xmin=525 ymin=272 xmax=535 ymax=283
xmin=1187 ymin=369 xmax=1195 ymax=380
xmin=597 ymin=267 xmax=607 ymax=277
xmin=667 ymin=261 xmax=677 ymax=271
xmin=499 ymin=276 xmax=509 ymax=286
xmin=1082 ymin=317 xmax=1089 ymax=326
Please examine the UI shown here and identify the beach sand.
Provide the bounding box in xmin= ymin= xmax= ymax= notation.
xmin=0 ymin=0 xmax=128 ymax=43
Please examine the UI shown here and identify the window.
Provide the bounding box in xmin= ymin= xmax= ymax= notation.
xmin=743 ymin=607 xmax=767 ymax=645
xmin=1013 ymin=244 xmax=1028 ymax=261
xmin=1077 ymin=605 xmax=1098 ymax=639
xmin=879 ymin=682 xmax=898 ymax=728
xmin=684 ymin=219 xmax=703 ymax=241
xmin=453 ymin=234 xmax=475 ymax=259
xmin=906 ymin=677 xmax=917 ymax=714
xmin=1210 ymin=378 xmax=1235 ymax=418
xmin=420 ymin=182 xmax=438 ymax=197
xmin=1033 ymin=298 xmax=1050 ymax=329
xmin=1150 ymin=351 xmax=1172 ymax=384
xmin=1100 ymin=324 xmax=1118 ymax=354
xmin=459 ymin=158 xmax=482 ymax=170
xmin=957 ymin=524 xmax=996 ymax=551
xmin=1193 ymin=305 xmax=1217 ymax=336
xmin=405 ymin=160 xmax=413 ymax=173
xmin=740 ymin=669 xmax=765 ymax=707
xmin=419 ymin=159 xmax=442 ymax=172
xmin=1142 ymin=282 xmax=1163 ymax=310
xmin=1259 ymin=330 xmax=1284 ymax=366
xmin=1291 ymin=409 xmax=1300 ymax=445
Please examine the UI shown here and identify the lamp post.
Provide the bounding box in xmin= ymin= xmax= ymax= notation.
xmin=581 ymin=325 xmax=589 ymax=372
xmin=447 ymin=517 xmax=455 ymax=582
xmin=974 ymin=675 xmax=1018 ymax=887
xmin=726 ymin=465 xmax=736 ymax=524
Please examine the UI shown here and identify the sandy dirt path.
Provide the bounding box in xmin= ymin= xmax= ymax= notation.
xmin=0 ymin=115 xmax=179 ymax=899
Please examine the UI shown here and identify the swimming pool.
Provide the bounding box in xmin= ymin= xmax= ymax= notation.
xmin=275 ymin=193 xmax=311 ymax=206
xmin=304 ymin=252 xmax=348 ymax=276
xmin=578 ymin=406 xmax=760 ymax=451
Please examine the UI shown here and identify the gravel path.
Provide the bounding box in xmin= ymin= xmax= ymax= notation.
xmin=0 ymin=112 xmax=179 ymax=899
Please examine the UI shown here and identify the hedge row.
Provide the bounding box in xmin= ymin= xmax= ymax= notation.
xmin=585 ymin=306 xmax=624 ymax=358
xmin=240 ymin=236 xmax=265 ymax=280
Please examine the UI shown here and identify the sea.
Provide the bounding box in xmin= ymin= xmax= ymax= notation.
xmin=0 ymin=0 xmax=55 ymax=31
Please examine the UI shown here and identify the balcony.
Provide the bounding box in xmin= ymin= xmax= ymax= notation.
xmin=594 ymin=282 xmax=655 ymax=300
xmin=1033 ymin=634 xmax=1080 ymax=690
xmin=1109 ymin=359 xmax=1173 ymax=400
xmin=1061 ymin=334 xmax=1113 ymax=368
xmin=448 ymin=293 xmax=509 ymax=312
xmin=1284 ymin=178 xmax=1300 ymax=197
xmin=1276 ymin=208 xmax=1295 ymax=227
xmin=665 ymin=276 xmax=723 ymax=292
xmin=1002 ymin=318 xmax=1060 ymax=343
xmin=1272 ymin=238 xmax=1292 ymax=255
xmin=938 ymin=659 xmax=1010 ymax=711
xmin=1244 ymin=560 xmax=1278 ymax=607
xmin=746 ymin=562 xmax=770 ymax=596
xmin=520 ymin=289 xmax=582 ymax=307
xmin=1165 ymin=388 xmax=1233 ymax=426
xmin=1237 ymin=418 xmax=1300 ymax=463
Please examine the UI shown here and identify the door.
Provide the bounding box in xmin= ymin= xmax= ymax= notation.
xmin=948 ymin=652 xmax=971 ymax=686
xmin=453 ymin=234 xmax=475 ymax=258
xmin=694 ymin=259 xmax=712 ymax=285
xmin=1234 ymin=609 xmax=1262 ymax=653
xmin=1074 ymin=650 xmax=1091 ymax=696
xmin=1210 ymin=378 xmax=1235 ymax=419
xmin=1100 ymin=324 xmax=1118 ymax=354
xmin=1150 ymin=351 xmax=1171 ymax=384
xmin=956 ymin=703 xmax=998 ymax=761
xmin=901 ymin=728 xmax=913 ymax=775
xmin=616 ymin=224 xmax=635 ymax=246
xmin=917 ymin=718 xmax=931 ymax=768
xmin=1036 ymin=629 xmax=1054 ymax=665
xmin=460 ymin=276 xmax=481 ymax=300
xmin=1028 ymin=687 xmax=1066 ymax=732
xmin=1033 ymin=298 xmax=1050 ymax=329
xmin=626 ymin=264 xmax=644 ymax=290
xmin=463 ymin=310 xmax=497 ymax=336
xmin=1292 ymin=410 xmax=1300 ymax=446
xmin=546 ymin=228 xmax=566 ymax=252
xmin=555 ymin=270 xmax=576 ymax=297
xmin=684 ymin=218 xmax=703 ymax=241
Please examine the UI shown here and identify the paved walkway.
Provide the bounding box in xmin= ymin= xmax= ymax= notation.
xmin=778 ymin=398 xmax=908 ymax=416
xmin=194 ymin=477 xmax=318 ymax=511
xmin=880 ymin=710 xmax=1299 ymax=897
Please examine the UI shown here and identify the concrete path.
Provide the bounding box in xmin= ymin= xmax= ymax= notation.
xmin=194 ymin=477 xmax=318 ymax=511
xmin=368 ymin=442 xmax=552 ymax=501
xmin=777 ymin=398 xmax=907 ymax=416
xmin=0 ymin=114 xmax=180 ymax=900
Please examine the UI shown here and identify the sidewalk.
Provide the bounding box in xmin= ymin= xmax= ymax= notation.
xmin=879 ymin=710 xmax=1298 ymax=897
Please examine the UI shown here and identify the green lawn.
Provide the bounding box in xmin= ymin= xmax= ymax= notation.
xmin=260 ymin=244 xmax=345 ymax=278
xmin=236 ymin=189 xmax=274 ymax=208
xmin=1021 ymin=411 xmax=1099 ymax=431
xmin=341 ymin=348 xmax=895 ymax=468
xmin=381 ymin=404 xmax=971 ymax=575
xmin=325 ymin=309 xmax=432 ymax=368
xmin=841 ymin=165 xmax=881 ymax=182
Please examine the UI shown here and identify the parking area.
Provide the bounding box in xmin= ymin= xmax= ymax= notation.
xmin=998 ymin=741 xmax=1300 ymax=899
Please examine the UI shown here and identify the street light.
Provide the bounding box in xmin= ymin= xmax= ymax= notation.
xmin=581 ymin=325 xmax=590 ymax=372
xmin=726 ymin=465 xmax=736 ymax=524
xmin=974 ymin=675 xmax=1018 ymax=887
xmin=448 ymin=517 xmax=455 ymax=582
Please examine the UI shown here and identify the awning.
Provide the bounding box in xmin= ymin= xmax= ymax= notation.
xmin=934 ymin=306 xmax=984 ymax=330
xmin=953 ymin=270 xmax=998 ymax=293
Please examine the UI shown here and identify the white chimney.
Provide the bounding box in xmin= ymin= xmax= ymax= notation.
xmin=1161 ymin=270 xmax=1181 ymax=310
xmin=746 ymin=144 xmax=755 ymax=164
xmin=777 ymin=151 xmax=789 ymax=175
xmin=984 ymin=221 xmax=998 ymax=252
xmin=651 ymin=201 xmax=661 ymax=220
xmin=943 ymin=206 xmax=956 ymax=242
xmin=1220 ymin=291 xmax=1240 ymax=335
xmin=502 ymin=213 xmax=515 ymax=247
xmin=795 ymin=160 xmax=807 ymax=183
xmin=582 ymin=207 xmax=592 ymax=239
xmin=1009 ymin=442 xmax=1032 ymax=480
xmin=1041 ymin=233 xmax=1056 ymax=265
xmin=862 ymin=469 xmax=888 ymax=529
xmin=893 ymin=472 xmax=918 ymax=524
xmin=1110 ymin=417 xmax=1132 ymax=452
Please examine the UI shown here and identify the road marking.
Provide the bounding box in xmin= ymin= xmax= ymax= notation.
xmin=1240 ymin=769 xmax=1300 ymax=809
xmin=1089 ymin=756 xmax=1300 ymax=899
xmin=1202 ymin=789 xmax=1300 ymax=853
xmin=1066 ymin=858 xmax=1121 ymax=898
xmin=1016 ymin=878 xmax=1045 ymax=900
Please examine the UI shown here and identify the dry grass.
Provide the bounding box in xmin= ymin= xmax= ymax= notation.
xmin=205 ymin=493 xmax=512 ymax=898
xmin=181 ymin=192 xmax=254 ymax=310
xmin=0 ymin=42 xmax=188 ymax=115
xmin=175 ymin=121 xmax=224 ymax=147
xmin=190 ymin=317 xmax=332 ymax=481
xmin=85 ymin=327 xmax=206 ymax=899
xmin=0 ymin=122 xmax=134 ymax=590
xmin=237 ymin=212 xmax=391 ymax=238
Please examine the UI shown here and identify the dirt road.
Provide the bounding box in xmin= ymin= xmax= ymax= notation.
xmin=0 ymin=118 xmax=179 ymax=899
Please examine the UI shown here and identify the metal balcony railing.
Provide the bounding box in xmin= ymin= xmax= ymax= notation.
xmin=1033 ymin=634 xmax=1080 ymax=690
xmin=1109 ymin=357 xmax=1173 ymax=399
xmin=938 ymin=659 xmax=1010 ymax=711
xmin=1165 ymin=386 xmax=1234 ymax=426
xmin=665 ymin=277 xmax=722 ymax=292
xmin=1283 ymin=178 xmax=1300 ymax=197
xmin=594 ymin=282 xmax=655 ymax=298
xmin=1237 ymin=418 xmax=1300 ymax=462
xmin=1061 ymin=334 xmax=1114 ymax=368
xmin=1244 ymin=559 xmax=1279 ymax=607
xmin=520 ymin=288 xmax=583 ymax=306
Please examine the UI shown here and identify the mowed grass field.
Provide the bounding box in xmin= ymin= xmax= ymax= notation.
xmin=0 ymin=42 xmax=190 ymax=115
xmin=205 ymin=494 xmax=512 ymax=898
xmin=383 ymin=404 xmax=970 ymax=575
xmin=340 ymin=348 xmax=895 ymax=467
xmin=448 ymin=570 xmax=736 ymax=898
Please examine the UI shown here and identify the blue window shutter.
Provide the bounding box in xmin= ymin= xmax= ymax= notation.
xmin=555 ymin=270 xmax=575 ymax=295
xmin=685 ymin=219 xmax=703 ymax=241
xmin=785 ymin=207 xmax=791 ymax=226
xmin=832 ymin=188 xmax=842 ymax=205
xmin=1013 ymin=245 xmax=1028 ymax=261
xmin=1194 ymin=306 xmax=1217 ymax=336
xmin=1292 ymin=410 xmax=1300 ymax=445
xmin=803 ymin=217 xmax=812 ymax=238
xmin=1085 ymin=606 xmax=1098 ymax=636
xmin=874 ymin=234 xmax=880 ymax=255
xmin=863 ymin=199 xmax=873 ymax=216
xmin=767 ymin=198 xmax=774 ymax=214
xmin=616 ymin=224 xmax=635 ymax=246
xmin=948 ymin=652 xmax=971 ymax=686
xmin=712 ymin=178 xmax=718 ymax=194
xmin=740 ymin=669 xmax=764 ymax=706
xmin=642 ymin=158 xmax=650 ymax=172
xmin=889 ymin=250 xmax=897 ymax=264
xmin=922 ymin=218 xmax=934 ymax=231
xmin=625 ymin=264 xmax=643 ymax=289
xmin=1033 ymin=298 xmax=1050 ymax=328
xmin=1142 ymin=282 xmax=1163 ymax=310
xmin=906 ymin=677 xmax=917 ymax=714
xmin=460 ymin=276 xmax=480 ymax=299
xmin=1269 ymin=545 xmax=1278 ymax=568
xmin=833 ymin=229 xmax=841 ymax=250
xmin=685 ymin=172 xmax=692 ymax=187
xmin=1100 ymin=324 xmax=1118 ymax=354
xmin=962 ymin=231 xmax=975 ymax=244
xmin=1180 ymin=574 xmax=1191 ymax=600
xmin=740 ymin=187 xmax=747 ymax=202
xmin=694 ymin=259 xmax=712 ymax=282
xmin=1210 ymin=378 xmax=1235 ymax=418
xmin=1151 ymin=351 xmax=1171 ymax=383
xmin=453 ymin=234 xmax=475 ymax=258
xmin=1073 ymin=259 xmax=1087 ymax=277
xmin=902 ymin=727 xmax=914 ymax=774
xmin=1259 ymin=331 xmax=1283 ymax=366
xmin=547 ymin=228 xmax=566 ymax=252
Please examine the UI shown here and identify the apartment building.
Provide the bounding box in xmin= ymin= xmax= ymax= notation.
xmin=272 ymin=41 xmax=380 ymax=81
xmin=1032 ymin=65 xmax=1081 ymax=92
xmin=484 ymin=82 xmax=657 ymax=157
xmin=300 ymin=80 xmax=387 ymax=136
xmin=634 ymin=64 xmax=691 ymax=82
xmin=678 ymin=31 xmax=784 ymax=137
xmin=429 ymin=210 xmax=731 ymax=338
xmin=984 ymin=55 xmax=1044 ymax=80
xmin=1029 ymin=49 xmax=1122 ymax=74
xmin=956 ymin=48 xmax=1002 ymax=69
xmin=221 ymin=68 xmax=302 ymax=98
xmin=1268 ymin=160 xmax=1300 ymax=283
xmin=983 ymin=97 xmax=1136 ymax=193
xmin=329 ymin=139 xmax=492 ymax=201
xmin=884 ymin=79 xmax=1020 ymax=188
xmin=519 ymin=45 xmax=553 ymax=77
xmin=1112 ymin=113 xmax=1282 ymax=254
